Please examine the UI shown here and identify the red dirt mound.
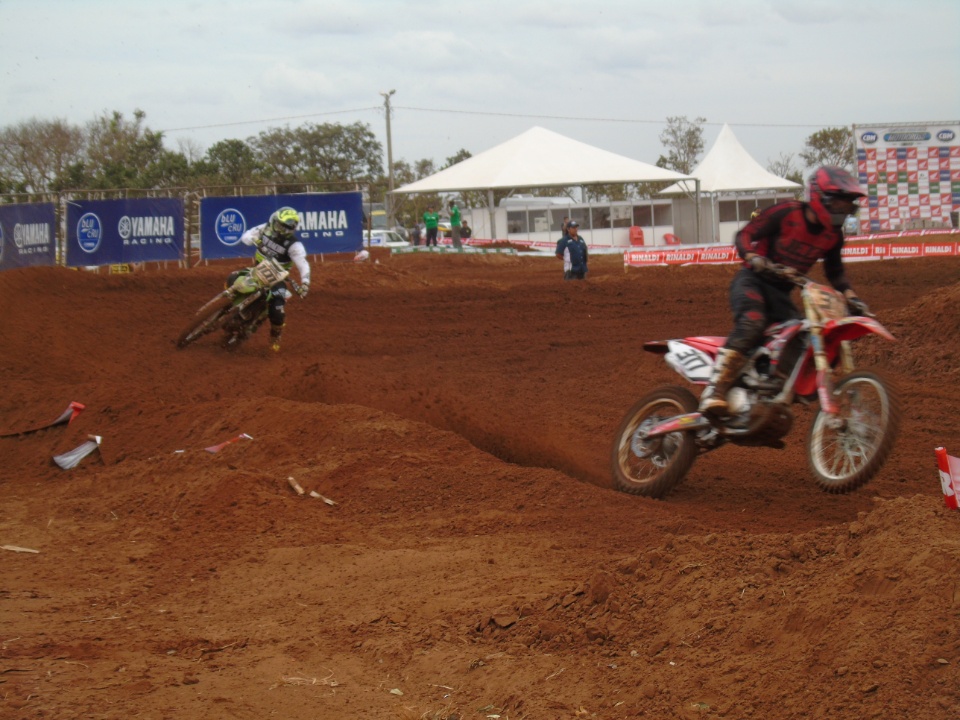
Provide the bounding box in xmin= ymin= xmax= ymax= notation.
xmin=2 ymin=254 xmax=959 ymax=719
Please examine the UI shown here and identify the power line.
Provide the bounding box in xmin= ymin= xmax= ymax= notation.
xmin=395 ymin=105 xmax=830 ymax=129
xmin=158 ymin=102 xmax=834 ymax=136
xmin=159 ymin=106 xmax=380 ymax=133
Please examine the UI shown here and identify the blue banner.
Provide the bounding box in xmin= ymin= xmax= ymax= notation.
xmin=199 ymin=192 xmax=362 ymax=260
xmin=0 ymin=203 xmax=57 ymax=272
xmin=65 ymin=198 xmax=184 ymax=267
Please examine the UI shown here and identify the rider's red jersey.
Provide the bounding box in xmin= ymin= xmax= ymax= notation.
xmin=735 ymin=201 xmax=851 ymax=292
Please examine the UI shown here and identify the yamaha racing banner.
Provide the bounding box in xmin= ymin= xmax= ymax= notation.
xmin=65 ymin=198 xmax=184 ymax=267
xmin=199 ymin=192 xmax=363 ymax=260
xmin=0 ymin=202 xmax=57 ymax=272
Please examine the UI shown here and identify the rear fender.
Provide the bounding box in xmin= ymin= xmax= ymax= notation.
xmin=661 ymin=340 xmax=716 ymax=384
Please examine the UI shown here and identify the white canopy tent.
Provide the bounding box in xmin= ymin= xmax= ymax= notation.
xmin=393 ymin=126 xmax=700 ymax=241
xmin=660 ymin=124 xmax=801 ymax=243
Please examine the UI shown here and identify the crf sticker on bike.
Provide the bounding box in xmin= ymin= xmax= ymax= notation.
xmin=664 ymin=340 xmax=713 ymax=383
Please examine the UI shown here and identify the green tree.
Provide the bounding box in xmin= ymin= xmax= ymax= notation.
xmin=658 ymin=116 xmax=706 ymax=175
xmin=82 ymin=109 xmax=189 ymax=189
xmin=249 ymin=121 xmax=383 ymax=186
xmin=799 ymin=127 xmax=854 ymax=172
xmin=0 ymin=117 xmax=84 ymax=193
xmin=199 ymin=138 xmax=263 ymax=185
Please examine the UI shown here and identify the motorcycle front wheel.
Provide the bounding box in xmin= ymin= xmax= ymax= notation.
xmin=176 ymin=298 xmax=234 ymax=349
xmin=610 ymin=385 xmax=698 ymax=499
xmin=808 ymin=370 xmax=901 ymax=493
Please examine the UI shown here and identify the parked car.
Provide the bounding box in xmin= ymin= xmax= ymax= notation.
xmin=365 ymin=230 xmax=411 ymax=248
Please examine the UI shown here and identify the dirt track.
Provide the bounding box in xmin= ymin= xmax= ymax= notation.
xmin=2 ymin=246 xmax=959 ymax=719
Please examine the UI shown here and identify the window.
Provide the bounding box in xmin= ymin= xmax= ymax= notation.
xmin=506 ymin=210 xmax=527 ymax=234
xmin=653 ymin=204 xmax=672 ymax=226
xmin=551 ymin=209 xmax=570 ymax=232
xmin=633 ymin=205 xmax=653 ymax=226
xmin=591 ymin=206 xmax=611 ymax=229
xmin=611 ymin=205 xmax=632 ymax=228
xmin=718 ymin=201 xmax=739 ymax=222
xmin=529 ymin=209 xmax=550 ymax=233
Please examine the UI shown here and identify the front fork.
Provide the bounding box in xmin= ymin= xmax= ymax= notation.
xmin=808 ymin=322 xmax=854 ymax=420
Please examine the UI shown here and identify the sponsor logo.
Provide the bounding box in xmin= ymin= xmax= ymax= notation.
xmin=924 ymin=245 xmax=955 ymax=255
xmin=937 ymin=129 xmax=956 ymax=142
xmin=299 ymin=209 xmax=349 ymax=238
xmin=12 ymin=222 xmax=52 ymax=256
xmin=215 ymin=208 xmax=246 ymax=246
xmin=118 ymin=215 xmax=176 ymax=245
xmin=77 ymin=212 xmax=103 ymax=253
xmin=843 ymin=245 xmax=872 ymax=256
xmin=890 ymin=245 xmax=920 ymax=254
xmin=861 ymin=131 xmax=878 ymax=144
xmin=884 ymin=131 xmax=931 ymax=143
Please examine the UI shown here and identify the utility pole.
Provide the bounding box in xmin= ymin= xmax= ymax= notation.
xmin=380 ymin=89 xmax=396 ymax=229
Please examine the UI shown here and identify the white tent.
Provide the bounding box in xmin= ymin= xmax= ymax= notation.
xmin=659 ymin=124 xmax=801 ymax=243
xmin=660 ymin=124 xmax=801 ymax=195
xmin=393 ymin=126 xmax=699 ymax=240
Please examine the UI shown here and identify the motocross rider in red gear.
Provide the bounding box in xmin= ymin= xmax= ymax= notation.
xmin=699 ymin=166 xmax=870 ymax=417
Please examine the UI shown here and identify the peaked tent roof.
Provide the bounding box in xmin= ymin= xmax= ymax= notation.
xmin=393 ymin=126 xmax=693 ymax=193
xmin=660 ymin=124 xmax=801 ymax=195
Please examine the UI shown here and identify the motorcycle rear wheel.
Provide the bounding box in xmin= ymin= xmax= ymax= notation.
xmin=808 ymin=370 xmax=901 ymax=493
xmin=610 ymin=386 xmax=698 ymax=498
xmin=176 ymin=298 xmax=234 ymax=349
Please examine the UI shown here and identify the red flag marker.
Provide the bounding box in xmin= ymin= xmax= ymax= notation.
xmin=935 ymin=447 xmax=960 ymax=510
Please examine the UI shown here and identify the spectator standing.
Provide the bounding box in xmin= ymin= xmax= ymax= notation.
xmin=555 ymin=220 xmax=572 ymax=279
xmin=460 ymin=220 xmax=472 ymax=240
xmin=423 ymin=205 xmax=439 ymax=247
xmin=449 ymin=200 xmax=462 ymax=250
xmin=410 ymin=223 xmax=422 ymax=247
xmin=566 ymin=221 xmax=589 ymax=280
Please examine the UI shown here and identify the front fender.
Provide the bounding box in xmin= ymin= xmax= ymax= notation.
xmin=792 ymin=317 xmax=896 ymax=397
xmin=822 ymin=316 xmax=895 ymax=344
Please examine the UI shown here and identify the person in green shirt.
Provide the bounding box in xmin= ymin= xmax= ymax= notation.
xmin=423 ymin=205 xmax=439 ymax=247
xmin=448 ymin=200 xmax=462 ymax=250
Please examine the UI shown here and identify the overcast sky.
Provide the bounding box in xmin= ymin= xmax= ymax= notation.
xmin=2 ymin=0 xmax=958 ymax=177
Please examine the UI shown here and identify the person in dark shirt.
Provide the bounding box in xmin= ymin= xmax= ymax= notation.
xmin=700 ymin=166 xmax=871 ymax=416
xmin=460 ymin=220 xmax=472 ymax=239
xmin=555 ymin=220 xmax=588 ymax=280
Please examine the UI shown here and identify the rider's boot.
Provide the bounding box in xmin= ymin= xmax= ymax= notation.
xmin=698 ymin=348 xmax=747 ymax=417
xmin=270 ymin=323 xmax=284 ymax=352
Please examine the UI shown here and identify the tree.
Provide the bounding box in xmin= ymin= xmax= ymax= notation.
xmin=200 ymin=138 xmax=263 ymax=186
xmin=767 ymin=153 xmax=804 ymax=187
xmin=799 ymin=127 xmax=854 ymax=172
xmin=0 ymin=118 xmax=84 ymax=193
xmin=658 ymin=116 xmax=706 ymax=175
xmin=249 ymin=121 xmax=383 ymax=187
xmin=82 ymin=109 xmax=189 ymax=189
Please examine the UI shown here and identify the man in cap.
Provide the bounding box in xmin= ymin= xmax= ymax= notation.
xmin=555 ymin=220 xmax=588 ymax=280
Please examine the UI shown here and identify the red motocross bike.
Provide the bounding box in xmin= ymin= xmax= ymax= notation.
xmin=611 ymin=270 xmax=901 ymax=498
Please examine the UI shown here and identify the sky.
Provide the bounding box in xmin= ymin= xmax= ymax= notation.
xmin=2 ymin=0 xmax=958 ymax=178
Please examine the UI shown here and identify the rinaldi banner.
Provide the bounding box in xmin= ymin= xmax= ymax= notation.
xmin=624 ymin=241 xmax=959 ymax=268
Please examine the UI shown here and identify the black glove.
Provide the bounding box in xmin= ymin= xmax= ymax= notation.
xmin=749 ymin=255 xmax=798 ymax=282
xmin=846 ymin=295 xmax=871 ymax=317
